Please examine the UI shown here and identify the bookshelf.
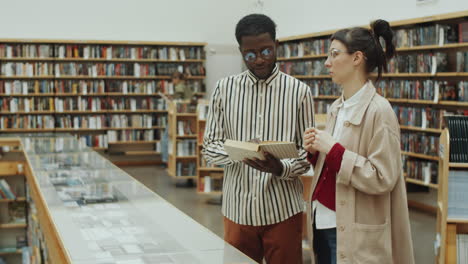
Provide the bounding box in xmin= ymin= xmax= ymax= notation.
xmin=196 ymin=100 xmax=224 ymax=194
xmin=278 ymin=11 xmax=468 ymax=212
xmin=436 ymin=127 xmax=468 ymax=263
xmin=166 ymin=99 xmax=198 ymax=180
xmin=0 ymin=143 xmax=27 ymax=264
xmin=0 ymin=39 xmax=206 ymax=162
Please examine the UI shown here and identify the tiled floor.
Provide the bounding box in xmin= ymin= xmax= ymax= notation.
xmin=122 ymin=165 xmax=436 ymax=264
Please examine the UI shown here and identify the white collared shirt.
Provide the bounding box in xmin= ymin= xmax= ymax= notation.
xmin=313 ymin=81 xmax=369 ymax=229
xmin=202 ymin=66 xmax=315 ymax=226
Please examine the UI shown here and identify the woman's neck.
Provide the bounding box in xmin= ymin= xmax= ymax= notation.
xmin=342 ymin=74 xmax=367 ymax=100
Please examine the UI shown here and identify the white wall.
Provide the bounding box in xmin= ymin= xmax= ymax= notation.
xmin=262 ymin=0 xmax=468 ymax=39
xmin=0 ymin=0 xmax=264 ymax=95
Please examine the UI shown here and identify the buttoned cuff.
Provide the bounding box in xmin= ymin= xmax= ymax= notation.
xmin=336 ymin=149 xmax=357 ymax=186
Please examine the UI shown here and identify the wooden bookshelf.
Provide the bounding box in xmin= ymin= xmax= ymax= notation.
xmin=0 ymin=249 xmax=22 ymax=256
xmin=0 ymin=39 xmax=206 ymax=160
xmin=436 ymin=128 xmax=468 ymax=264
xmin=402 ymin=151 xmax=439 ymax=161
xmin=166 ymin=100 xmax=198 ymax=181
xmin=0 ymin=197 xmax=26 ymax=203
xmin=0 ymin=140 xmax=27 ymax=264
xmin=195 ymin=100 xmax=224 ymax=195
xmin=405 ymin=177 xmax=438 ymax=189
xmin=278 ymin=11 xmax=468 ymax=216
xmin=278 ymin=42 xmax=468 ymax=61
xmin=400 ymin=126 xmax=443 ymax=134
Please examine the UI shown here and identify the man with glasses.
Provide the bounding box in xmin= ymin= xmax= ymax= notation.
xmin=202 ymin=14 xmax=314 ymax=264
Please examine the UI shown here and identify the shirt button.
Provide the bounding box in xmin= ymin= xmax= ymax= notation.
xmin=340 ymin=200 xmax=346 ymax=206
xmin=340 ymin=253 xmax=346 ymax=259
xmin=344 ymin=121 xmax=350 ymax=127
xmin=339 ymin=226 xmax=345 ymax=232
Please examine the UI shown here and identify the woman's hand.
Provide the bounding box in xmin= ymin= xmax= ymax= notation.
xmin=303 ymin=128 xmax=317 ymax=154
xmin=310 ymin=128 xmax=337 ymax=154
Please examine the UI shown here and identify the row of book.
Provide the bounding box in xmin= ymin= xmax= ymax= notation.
xmin=401 ymin=132 xmax=439 ymax=156
xmin=448 ymin=170 xmax=468 ymax=220
xmin=1 ymin=114 xmax=168 ymax=130
xmin=376 ymin=80 xmax=439 ymax=101
xmin=456 ymin=51 xmax=468 ymax=72
xmin=393 ymin=106 xmax=442 ymax=129
xmin=394 ymin=23 xmax=462 ymax=48
xmin=176 ymin=162 xmax=196 ymax=177
xmin=456 ymin=234 xmax=468 ymax=264
xmin=279 ymin=60 xmax=327 ymax=76
xmin=27 ymin=197 xmax=49 ymax=264
xmin=76 ymin=134 xmax=162 ymax=148
xmin=376 ymin=80 xmax=468 ymax=102
xmin=0 ymin=79 xmax=205 ymax=95
xmin=197 ymin=103 xmax=209 ymax=120
xmin=277 ymin=38 xmax=331 ymax=58
xmin=109 ymin=115 xmax=167 ymax=128
xmin=1 ymin=62 xmax=53 ymax=76
xmin=78 ymin=135 xmax=108 ymax=148
xmin=304 ymin=80 xmax=340 ymax=97
xmin=1 ymin=62 xmax=206 ymax=77
xmin=0 ymin=115 xmax=55 ymax=129
xmin=58 ymin=115 xmax=163 ymax=130
xmin=198 ymin=175 xmax=223 ymax=193
xmin=175 ymin=101 xmax=197 ymax=113
xmin=0 ymin=179 xmax=17 ymax=199
xmin=54 ymin=45 xmax=204 ymax=60
xmin=314 ymin=101 xmax=333 ymax=114
xmin=0 ymin=44 xmax=52 ymax=58
xmin=387 ymin=53 xmax=450 ymax=73
xmin=402 ymin=158 xmax=438 ymax=185
xmin=276 ymin=22 xmax=468 ymax=59
xmin=446 ymin=115 xmax=468 ymax=163
xmin=0 ymin=97 xmax=168 ymax=113
xmin=177 ymin=120 xmax=195 ymax=136
xmin=1 ymin=97 xmax=53 ymax=112
xmin=0 ymin=44 xmax=205 ymax=60
xmin=176 ymin=139 xmax=197 ymax=156
xmin=107 ymin=130 xmax=158 ymax=143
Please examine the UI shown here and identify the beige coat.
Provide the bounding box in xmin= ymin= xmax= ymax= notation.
xmin=305 ymin=82 xmax=415 ymax=264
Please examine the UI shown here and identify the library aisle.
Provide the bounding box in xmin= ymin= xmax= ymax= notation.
xmin=123 ymin=165 xmax=437 ymax=264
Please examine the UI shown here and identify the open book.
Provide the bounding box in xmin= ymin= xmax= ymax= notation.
xmin=224 ymin=139 xmax=299 ymax=161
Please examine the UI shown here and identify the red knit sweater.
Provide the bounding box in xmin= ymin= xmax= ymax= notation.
xmin=306 ymin=143 xmax=345 ymax=211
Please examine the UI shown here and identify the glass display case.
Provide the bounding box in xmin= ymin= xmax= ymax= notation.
xmin=1 ymin=134 xmax=253 ymax=264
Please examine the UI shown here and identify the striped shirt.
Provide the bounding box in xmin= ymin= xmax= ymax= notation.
xmin=202 ymin=65 xmax=315 ymax=226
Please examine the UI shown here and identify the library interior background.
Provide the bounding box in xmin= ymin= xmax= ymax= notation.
xmin=0 ymin=1 xmax=468 ymax=263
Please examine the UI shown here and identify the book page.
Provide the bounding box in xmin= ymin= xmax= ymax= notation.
xmin=260 ymin=142 xmax=299 ymax=159
xmin=224 ymin=140 xmax=263 ymax=161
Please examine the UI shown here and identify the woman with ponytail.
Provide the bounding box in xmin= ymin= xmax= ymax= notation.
xmin=303 ymin=20 xmax=415 ymax=264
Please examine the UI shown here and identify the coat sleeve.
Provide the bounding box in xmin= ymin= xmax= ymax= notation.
xmin=336 ymin=124 xmax=402 ymax=195
xmin=277 ymin=86 xmax=314 ymax=180
xmin=201 ymin=81 xmax=236 ymax=166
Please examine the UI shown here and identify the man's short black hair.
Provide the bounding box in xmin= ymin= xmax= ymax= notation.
xmin=235 ymin=14 xmax=277 ymax=45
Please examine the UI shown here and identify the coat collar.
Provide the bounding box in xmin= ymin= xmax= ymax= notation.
xmin=329 ymin=81 xmax=377 ymax=126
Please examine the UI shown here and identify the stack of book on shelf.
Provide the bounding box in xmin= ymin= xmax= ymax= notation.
xmin=457 ymin=234 xmax=468 ymax=264
xmin=446 ymin=116 xmax=468 ymax=223
xmin=448 ymin=170 xmax=468 ymax=220
xmin=199 ymin=175 xmax=223 ymax=193
xmin=447 ymin=116 xmax=468 ymax=163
